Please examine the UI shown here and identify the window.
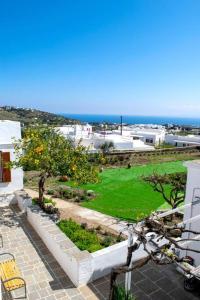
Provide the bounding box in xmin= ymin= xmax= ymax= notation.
xmin=146 ymin=138 xmax=153 ymax=144
xmin=0 ymin=151 xmax=11 ymax=183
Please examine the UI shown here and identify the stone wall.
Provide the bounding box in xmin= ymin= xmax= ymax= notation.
xmin=103 ymin=146 xmax=200 ymax=166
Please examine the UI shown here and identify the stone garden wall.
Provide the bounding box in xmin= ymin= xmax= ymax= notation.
xmin=103 ymin=146 xmax=200 ymax=166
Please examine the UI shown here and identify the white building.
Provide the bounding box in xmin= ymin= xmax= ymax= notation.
xmin=0 ymin=120 xmax=23 ymax=195
xmin=113 ymin=127 xmax=165 ymax=146
xmin=165 ymin=134 xmax=200 ymax=147
xmin=57 ymin=124 xmax=92 ymax=140
xmin=91 ymin=133 xmax=154 ymax=151
xmin=57 ymin=124 xmax=154 ymax=151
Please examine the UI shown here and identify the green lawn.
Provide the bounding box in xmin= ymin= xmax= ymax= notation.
xmin=81 ymin=161 xmax=186 ymax=221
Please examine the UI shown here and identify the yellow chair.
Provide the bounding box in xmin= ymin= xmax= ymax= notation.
xmin=0 ymin=253 xmax=26 ymax=298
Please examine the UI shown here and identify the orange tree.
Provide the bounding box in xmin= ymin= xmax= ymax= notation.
xmin=13 ymin=126 xmax=98 ymax=203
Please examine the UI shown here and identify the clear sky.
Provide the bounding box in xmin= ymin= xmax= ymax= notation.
xmin=0 ymin=0 xmax=200 ymax=117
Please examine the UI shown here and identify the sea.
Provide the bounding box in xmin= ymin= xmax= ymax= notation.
xmin=61 ymin=114 xmax=200 ymax=127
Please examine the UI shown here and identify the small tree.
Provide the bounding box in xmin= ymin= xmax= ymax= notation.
xmin=13 ymin=126 xmax=98 ymax=203
xmin=100 ymin=141 xmax=115 ymax=154
xmin=143 ymin=172 xmax=186 ymax=209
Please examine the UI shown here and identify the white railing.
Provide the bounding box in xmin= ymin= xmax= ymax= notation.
xmin=157 ymin=203 xmax=191 ymax=219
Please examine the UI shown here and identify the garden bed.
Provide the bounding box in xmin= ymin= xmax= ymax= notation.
xmin=57 ymin=219 xmax=124 ymax=253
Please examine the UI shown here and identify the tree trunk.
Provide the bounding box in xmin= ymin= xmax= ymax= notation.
xmin=38 ymin=175 xmax=46 ymax=203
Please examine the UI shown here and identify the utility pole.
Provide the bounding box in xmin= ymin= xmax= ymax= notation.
xmin=120 ymin=115 xmax=123 ymax=135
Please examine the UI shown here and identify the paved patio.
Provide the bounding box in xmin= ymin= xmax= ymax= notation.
xmin=0 ymin=205 xmax=200 ymax=300
xmin=0 ymin=205 xmax=99 ymax=300
xmin=90 ymin=260 xmax=200 ymax=300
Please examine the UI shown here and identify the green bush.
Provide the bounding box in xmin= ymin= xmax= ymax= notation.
xmin=32 ymin=197 xmax=58 ymax=214
xmin=47 ymin=189 xmax=55 ymax=195
xmin=43 ymin=198 xmax=56 ymax=206
xmin=101 ymin=236 xmax=113 ymax=247
xmin=113 ymin=285 xmax=135 ymax=300
xmin=57 ymin=219 xmax=104 ymax=253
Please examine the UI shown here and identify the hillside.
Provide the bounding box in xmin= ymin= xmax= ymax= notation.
xmin=0 ymin=106 xmax=79 ymax=126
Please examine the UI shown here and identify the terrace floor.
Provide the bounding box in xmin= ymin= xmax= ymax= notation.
xmin=0 ymin=205 xmax=200 ymax=300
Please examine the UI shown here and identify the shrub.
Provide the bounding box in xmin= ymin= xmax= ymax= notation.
xmin=57 ymin=219 xmax=103 ymax=253
xmin=46 ymin=189 xmax=55 ymax=195
xmin=79 ymin=194 xmax=89 ymax=202
xmin=58 ymin=186 xmax=74 ymax=199
xmin=102 ymin=236 xmax=113 ymax=247
xmin=43 ymin=198 xmax=56 ymax=206
xmin=59 ymin=175 xmax=69 ymax=182
xmin=116 ymin=234 xmax=124 ymax=243
xmin=113 ymin=285 xmax=135 ymax=300
xmin=86 ymin=190 xmax=95 ymax=197
xmin=32 ymin=197 xmax=58 ymax=214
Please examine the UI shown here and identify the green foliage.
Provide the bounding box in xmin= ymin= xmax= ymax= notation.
xmin=46 ymin=189 xmax=55 ymax=195
xmin=155 ymin=142 xmax=176 ymax=149
xmin=43 ymin=198 xmax=56 ymax=206
xmin=99 ymin=141 xmax=115 ymax=153
xmin=32 ymin=197 xmax=58 ymax=214
xmin=0 ymin=106 xmax=78 ymax=126
xmin=57 ymin=219 xmax=103 ymax=252
xmin=101 ymin=236 xmax=113 ymax=247
xmin=55 ymin=185 xmax=91 ymax=202
xmin=57 ymin=219 xmax=122 ymax=252
xmin=13 ymin=126 xmax=98 ymax=202
xmin=113 ymin=285 xmax=136 ymax=300
xmin=13 ymin=126 xmax=97 ymax=181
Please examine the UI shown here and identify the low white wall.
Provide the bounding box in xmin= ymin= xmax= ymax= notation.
xmin=91 ymin=241 xmax=128 ymax=280
xmin=27 ymin=205 xmax=90 ymax=286
xmin=15 ymin=190 xmax=32 ymax=212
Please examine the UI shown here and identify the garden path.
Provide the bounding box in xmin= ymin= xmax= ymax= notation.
xmin=25 ymin=189 xmax=128 ymax=236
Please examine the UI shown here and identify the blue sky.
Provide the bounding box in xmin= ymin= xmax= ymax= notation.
xmin=0 ymin=0 xmax=200 ymax=117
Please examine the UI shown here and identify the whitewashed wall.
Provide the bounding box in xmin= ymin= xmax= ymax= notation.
xmin=165 ymin=134 xmax=200 ymax=146
xmin=181 ymin=161 xmax=200 ymax=265
xmin=0 ymin=121 xmax=23 ymax=195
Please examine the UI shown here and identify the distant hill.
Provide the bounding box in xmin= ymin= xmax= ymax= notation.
xmin=0 ymin=106 xmax=79 ymax=126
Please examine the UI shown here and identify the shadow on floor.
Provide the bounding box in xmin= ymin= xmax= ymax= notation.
xmin=0 ymin=205 xmax=99 ymax=299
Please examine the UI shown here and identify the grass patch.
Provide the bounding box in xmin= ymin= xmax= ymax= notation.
xmin=79 ymin=161 xmax=186 ymax=221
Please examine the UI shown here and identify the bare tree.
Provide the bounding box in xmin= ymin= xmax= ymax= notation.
xmin=109 ymin=212 xmax=200 ymax=299
xmin=143 ymin=172 xmax=187 ymax=209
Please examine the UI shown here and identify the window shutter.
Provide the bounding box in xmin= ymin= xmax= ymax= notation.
xmin=2 ymin=152 xmax=11 ymax=183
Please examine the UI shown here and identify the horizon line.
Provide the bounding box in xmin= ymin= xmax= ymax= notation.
xmin=60 ymin=113 xmax=200 ymax=120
